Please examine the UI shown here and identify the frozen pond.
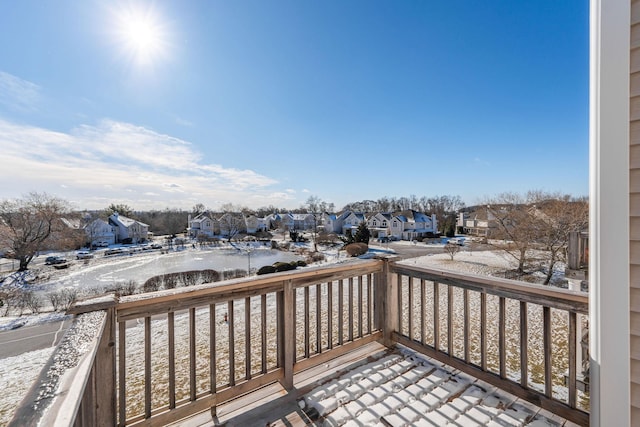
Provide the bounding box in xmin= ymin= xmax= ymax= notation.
xmin=38 ymin=246 xmax=301 ymax=293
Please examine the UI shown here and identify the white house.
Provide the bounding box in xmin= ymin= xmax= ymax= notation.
xmin=187 ymin=213 xmax=220 ymax=238
xmin=84 ymin=218 xmax=116 ymax=247
xmin=108 ymin=213 xmax=149 ymax=244
xmin=291 ymin=213 xmax=316 ymax=230
xmin=341 ymin=212 xmax=366 ymax=234
xmin=366 ymin=212 xmax=393 ymax=237
xmin=389 ymin=210 xmax=438 ymax=240
xmin=244 ymin=214 xmax=268 ymax=234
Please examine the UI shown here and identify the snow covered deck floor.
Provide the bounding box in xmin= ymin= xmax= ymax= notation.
xmin=170 ymin=342 xmax=578 ymax=427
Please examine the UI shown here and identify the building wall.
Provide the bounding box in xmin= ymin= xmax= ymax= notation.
xmin=632 ymin=1 xmax=640 ymax=421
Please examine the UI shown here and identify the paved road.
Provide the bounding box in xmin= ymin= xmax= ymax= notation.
xmin=0 ymin=318 xmax=72 ymax=359
xmin=374 ymin=240 xmax=494 ymax=260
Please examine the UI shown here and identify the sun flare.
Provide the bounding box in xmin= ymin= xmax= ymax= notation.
xmin=114 ymin=5 xmax=169 ymax=67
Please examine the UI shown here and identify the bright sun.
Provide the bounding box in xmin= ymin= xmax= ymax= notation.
xmin=114 ymin=5 xmax=169 ymax=67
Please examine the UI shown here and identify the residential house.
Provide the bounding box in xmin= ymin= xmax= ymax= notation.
xmin=321 ymin=211 xmax=351 ymax=234
xmin=84 ymin=218 xmax=116 ymax=247
xmin=389 ymin=210 xmax=437 ymax=240
xmin=366 ymin=212 xmax=393 ymax=237
xmin=341 ymin=212 xmax=366 ymax=235
xmin=291 ymin=213 xmax=316 ymax=230
xmin=279 ymin=213 xmax=295 ymax=231
xmin=187 ymin=212 xmax=220 ymax=238
xmin=244 ymin=214 xmax=268 ymax=234
xmin=108 ymin=213 xmax=149 ymax=244
xmin=459 ymin=207 xmax=498 ymax=238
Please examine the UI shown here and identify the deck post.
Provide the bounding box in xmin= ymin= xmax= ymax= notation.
xmin=379 ymin=257 xmax=400 ymax=347
xmin=95 ymin=305 xmax=117 ymax=426
xmin=282 ymin=279 xmax=295 ymax=390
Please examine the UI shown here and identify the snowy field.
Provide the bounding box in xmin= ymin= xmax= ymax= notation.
xmin=0 ymin=247 xmax=580 ymax=425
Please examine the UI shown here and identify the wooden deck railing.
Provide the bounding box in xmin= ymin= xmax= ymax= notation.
xmin=388 ymin=263 xmax=590 ymax=425
xmin=10 ymin=256 xmax=589 ymax=426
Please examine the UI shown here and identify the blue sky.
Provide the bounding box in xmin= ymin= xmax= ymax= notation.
xmin=0 ymin=1 xmax=589 ymax=211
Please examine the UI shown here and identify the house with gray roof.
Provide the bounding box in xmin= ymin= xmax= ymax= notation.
xmin=109 ymin=212 xmax=149 ymax=243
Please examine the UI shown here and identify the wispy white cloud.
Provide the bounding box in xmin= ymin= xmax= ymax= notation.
xmin=174 ymin=116 xmax=193 ymax=127
xmin=473 ymin=157 xmax=491 ymax=166
xmin=0 ymin=118 xmax=288 ymax=210
xmin=0 ymin=71 xmax=41 ymax=112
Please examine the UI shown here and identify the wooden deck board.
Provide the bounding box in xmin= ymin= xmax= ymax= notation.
xmin=167 ymin=342 xmax=575 ymax=427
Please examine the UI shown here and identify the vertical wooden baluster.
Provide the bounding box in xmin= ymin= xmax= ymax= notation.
xmin=209 ymin=305 xmax=216 ymax=418
xmin=245 ymin=297 xmax=251 ymax=380
xmin=520 ymin=301 xmax=528 ymax=389
xmin=144 ymin=316 xmax=151 ymax=418
xmin=464 ymin=289 xmax=470 ymax=363
xmin=358 ymin=276 xmax=363 ymax=338
xmin=348 ymin=277 xmax=354 ymax=342
xmin=397 ymin=274 xmax=403 ymax=336
xmin=316 ymin=284 xmax=322 ymax=353
xmin=261 ymin=295 xmax=267 ymax=374
xmin=168 ymin=312 xmax=176 ymax=408
xmin=367 ymin=274 xmax=373 ymax=334
xmin=228 ymin=300 xmax=235 ymax=387
xmin=480 ymin=291 xmax=487 ymax=371
xmin=304 ymin=286 xmax=310 ymax=358
xmin=433 ymin=282 xmax=440 ymax=351
xmin=569 ymin=311 xmax=577 ymax=408
xmin=277 ymin=289 xmax=284 ymax=368
xmin=499 ymin=297 xmax=506 ymax=379
xmin=447 ymin=286 xmax=453 ymax=356
xmin=118 ymin=321 xmax=126 ymax=425
xmin=408 ymin=276 xmax=414 ymax=340
xmin=189 ymin=307 xmax=196 ymax=401
xmin=543 ymin=306 xmax=552 ymax=397
xmin=283 ymin=280 xmax=295 ymax=390
xmin=327 ymin=281 xmax=333 ymax=349
xmin=420 ymin=279 xmax=426 ymax=345
xmin=338 ymin=279 xmax=344 ymax=346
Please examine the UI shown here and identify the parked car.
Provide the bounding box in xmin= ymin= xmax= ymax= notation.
xmin=76 ymin=251 xmax=94 ymax=260
xmin=45 ymin=256 xmax=67 ymax=265
xmin=448 ymin=237 xmax=465 ymax=246
xmin=104 ymin=248 xmax=124 ymax=256
xmin=150 ymin=243 xmax=162 ymax=249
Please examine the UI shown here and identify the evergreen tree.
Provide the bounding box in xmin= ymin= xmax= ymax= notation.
xmin=354 ymin=222 xmax=371 ymax=244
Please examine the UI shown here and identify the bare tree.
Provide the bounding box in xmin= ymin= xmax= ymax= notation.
xmin=486 ymin=192 xmax=539 ymax=275
xmin=444 ymin=242 xmax=460 ymax=260
xmin=531 ymin=193 xmax=589 ymax=285
xmin=219 ymin=212 xmax=245 ymax=242
xmin=0 ymin=192 xmax=72 ymax=271
xmin=304 ymin=195 xmax=327 ymax=252
xmin=486 ymin=191 xmax=588 ymax=284
xmin=192 ymin=203 xmax=206 ymax=216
